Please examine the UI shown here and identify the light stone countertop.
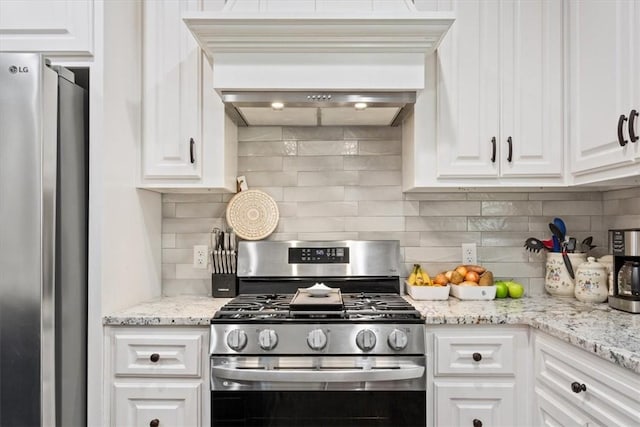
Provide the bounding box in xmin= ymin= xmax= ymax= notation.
xmin=103 ymin=294 xmax=640 ymax=374
xmin=103 ymin=295 xmax=232 ymax=326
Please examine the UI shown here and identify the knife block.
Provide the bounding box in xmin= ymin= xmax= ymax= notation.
xmin=212 ymin=274 xmax=237 ymax=298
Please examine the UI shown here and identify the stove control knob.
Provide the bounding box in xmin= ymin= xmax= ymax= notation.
xmin=387 ymin=329 xmax=409 ymax=351
xmin=356 ymin=329 xmax=377 ymax=352
xmin=226 ymin=329 xmax=248 ymax=351
xmin=307 ymin=329 xmax=327 ymax=351
xmin=258 ymin=329 xmax=278 ymax=350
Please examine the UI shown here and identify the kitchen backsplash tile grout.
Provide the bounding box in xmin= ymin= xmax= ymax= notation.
xmin=160 ymin=125 xmax=638 ymax=297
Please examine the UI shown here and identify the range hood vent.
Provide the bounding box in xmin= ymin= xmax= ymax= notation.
xmin=222 ymin=91 xmax=415 ymax=127
xmin=182 ymin=1 xmax=453 ymax=126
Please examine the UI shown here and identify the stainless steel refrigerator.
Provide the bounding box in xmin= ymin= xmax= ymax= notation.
xmin=0 ymin=53 xmax=88 ymax=427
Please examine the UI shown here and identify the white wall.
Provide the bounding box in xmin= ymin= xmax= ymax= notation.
xmin=88 ymin=0 xmax=162 ymax=424
xmin=100 ymin=0 xmax=161 ymax=314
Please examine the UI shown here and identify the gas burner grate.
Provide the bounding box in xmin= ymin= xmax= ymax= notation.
xmin=212 ymin=292 xmax=423 ymax=322
xmin=345 ymin=309 xmax=422 ymax=320
xmin=218 ymin=294 xmax=292 ymax=313
xmin=342 ymin=293 xmax=416 ymax=312
xmin=213 ymin=311 xmax=290 ymax=320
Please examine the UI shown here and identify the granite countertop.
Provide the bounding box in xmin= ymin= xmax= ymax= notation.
xmin=103 ymin=294 xmax=640 ymax=375
xmin=103 ymin=295 xmax=231 ymax=326
xmin=411 ymin=295 xmax=640 ymax=375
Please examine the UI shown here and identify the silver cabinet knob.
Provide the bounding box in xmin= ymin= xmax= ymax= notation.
xmin=226 ymin=329 xmax=247 ymax=351
xmin=356 ymin=329 xmax=377 ymax=352
xmin=307 ymin=329 xmax=327 ymax=350
xmin=387 ymin=329 xmax=408 ymax=351
xmin=258 ymin=329 xmax=278 ymax=350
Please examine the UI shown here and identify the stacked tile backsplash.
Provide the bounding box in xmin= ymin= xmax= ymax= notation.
xmin=162 ymin=125 xmax=633 ymax=297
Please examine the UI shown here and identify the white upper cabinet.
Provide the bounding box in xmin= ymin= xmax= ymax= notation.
xmin=0 ymin=0 xmax=93 ymax=55
xmin=436 ymin=0 xmax=501 ymax=178
xmin=568 ymin=0 xmax=640 ymax=184
xmin=436 ymin=0 xmax=563 ymax=182
xmin=142 ymin=0 xmax=202 ymax=180
xmin=140 ymin=0 xmax=236 ymax=191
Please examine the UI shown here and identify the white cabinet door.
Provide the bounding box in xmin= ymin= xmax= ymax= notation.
xmin=437 ymin=0 xmax=563 ymax=180
xmin=141 ymin=0 xmax=237 ymax=190
xmin=0 ymin=0 xmax=93 ymax=55
xmin=434 ymin=381 xmax=517 ymax=427
xmin=142 ymin=0 xmax=202 ymax=180
xmin=113 ymin=382 xmax=200 ymax=427
xmin=499 ymin=0 xmax=563 ymax=177
xmin=437 ymin=0 xmax=500 ymax=178
xmin=569 ymin=0 xmax=640 ymax=176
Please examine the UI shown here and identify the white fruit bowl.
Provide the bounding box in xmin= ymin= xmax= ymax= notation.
xmin=450 ymin=284 xmax=496 ymax=300
xmin=405 ymin=282 xmax=450 ymax=300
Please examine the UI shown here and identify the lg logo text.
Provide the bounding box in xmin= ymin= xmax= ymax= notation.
xmin=8 ymin=65 xmax=29 ymax=74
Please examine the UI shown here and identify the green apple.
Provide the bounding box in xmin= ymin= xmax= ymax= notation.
xmin=495 ymin=282 xmax=509 ymax=298
xmin=507 ymin=282 xmax=525 ymax=299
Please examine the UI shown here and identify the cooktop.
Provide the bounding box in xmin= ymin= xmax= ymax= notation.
xmin=212 ymin=292 xmax=423 ymax=323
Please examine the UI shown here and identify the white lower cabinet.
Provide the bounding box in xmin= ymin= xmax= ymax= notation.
xmin=533 ymin=331 xmax=640 ymax=427
xmin=428 ymin=325 xmax=531 ymax=427
xmin=105 ymin=326 xmax=210 ymax=427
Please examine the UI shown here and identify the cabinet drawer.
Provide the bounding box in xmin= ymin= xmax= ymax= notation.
xmin=113 ymin=382 xmax=200 ymax=427
xmin=535 ymin=385 xmax=596 ymax=427
xmin=535 ymin=333 xmax=640 ymax=426
xmin=434 ymin=333 xmax=516 ymax=376
xmin=114 ymin=331 xmax=204 ymax=377
xmin=434 ymin=380 xmax=517 ymax=427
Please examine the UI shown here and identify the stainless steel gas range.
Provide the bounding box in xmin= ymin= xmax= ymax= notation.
xmin=210 ymin=240 xmax=426 ymax=427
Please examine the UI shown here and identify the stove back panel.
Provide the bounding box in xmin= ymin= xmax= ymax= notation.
xmin=237 ymin=277 xmax=400 ymax=294
xmin=237 ymin=240 xmax=400 ymax=278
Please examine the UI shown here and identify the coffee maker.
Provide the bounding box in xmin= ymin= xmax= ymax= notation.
xmin=609 ymin=229 xmax=640 ymax=313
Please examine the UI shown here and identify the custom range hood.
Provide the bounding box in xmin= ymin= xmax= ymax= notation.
xmin=183 ymin=0 xmax=454 ymax=126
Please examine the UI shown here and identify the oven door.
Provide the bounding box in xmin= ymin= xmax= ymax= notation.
xmin=210 ymin=355 xmax=426 ymax=427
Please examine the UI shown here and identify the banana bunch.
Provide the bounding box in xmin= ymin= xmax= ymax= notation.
xmin=407 ymin=264 xmax=433 ymax=286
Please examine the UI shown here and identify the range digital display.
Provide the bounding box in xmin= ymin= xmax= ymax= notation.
xmin=288 ymin=247 xmax=349 ymax=264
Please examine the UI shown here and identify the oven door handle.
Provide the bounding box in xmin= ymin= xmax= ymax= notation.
xmin=211 ymin=365 xmax=425 ymax=383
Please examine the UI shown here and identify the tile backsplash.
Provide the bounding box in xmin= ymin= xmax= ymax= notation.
xmin=161 ymin=125 xmax=634 ymax=297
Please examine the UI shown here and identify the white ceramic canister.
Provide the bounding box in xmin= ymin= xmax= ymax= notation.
xmin=574 ymin=257 xmax=608 ymax=303
xmin=597 ymin=255 xmax=614 ymax=296
xmin=545 ymin=252 xmax=587 ymax=297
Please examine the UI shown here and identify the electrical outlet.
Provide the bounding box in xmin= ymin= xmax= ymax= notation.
xmin=462 ymin=243 xmax=477 ymax=265
xmin=193 ymin=245 xmax=209 ymax=269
